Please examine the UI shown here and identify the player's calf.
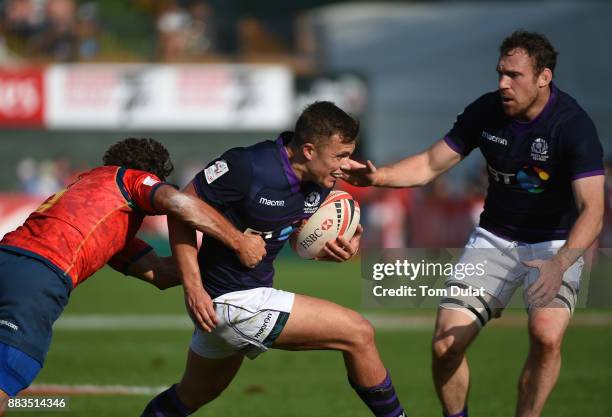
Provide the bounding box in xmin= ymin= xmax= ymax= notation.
xmin=140 ymin=384 xmax=193 ymax=417
xmin=431 ymin=308 xmax=481 ymax=417
xmin=431 ymin=308 xmax=480 ymax=368
xmin=273 ymin=294 xmax=407 ymax=417
xmin=350 ymin=371 xmax=406 ymax=417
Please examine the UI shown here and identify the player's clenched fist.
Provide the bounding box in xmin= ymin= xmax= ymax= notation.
xmin=237 ymin=233 xmax=267 ymax=268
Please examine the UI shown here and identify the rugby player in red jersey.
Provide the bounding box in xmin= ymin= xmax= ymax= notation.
xmin=0 ymin=138 xmax=266 ymax=415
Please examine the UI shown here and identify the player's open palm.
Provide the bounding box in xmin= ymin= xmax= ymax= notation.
xmin=524 ymin=258 xmax=565 ymax=307
xmin=340 ymin=159 xmax=378 ymax=187
xmin=184 ymin=286 xmax=218 ymax=332
xmin=237 ymin=233 xmax=267 ymax=268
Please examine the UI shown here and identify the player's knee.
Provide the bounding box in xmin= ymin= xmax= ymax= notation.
xmin=431 ymin=332 xmax=467 ymax=363
xmin=529 ymin=317 xmax=563 ymax=354
xmin=529 ymin=327 xmax=562 ymax=355
xmin=346 ymin=315 xmax=376 ymax=351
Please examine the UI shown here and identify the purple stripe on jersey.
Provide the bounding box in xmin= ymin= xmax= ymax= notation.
xmin=443 ymin=135 xmax=465 ymax=155
xmin=276 ymin=136 xmax=301 ymax=193
xmin=572 ymin=169 xmax=605 ymax=180
xmin=511 ymin=83 xmax=557 ymax=133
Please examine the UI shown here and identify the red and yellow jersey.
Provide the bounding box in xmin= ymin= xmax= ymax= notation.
xmin=0 ymin=166 xmax=168 ymax=288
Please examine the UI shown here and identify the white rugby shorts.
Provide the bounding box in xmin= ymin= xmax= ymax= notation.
xmin=440 ymin=227 xmax=583 ymax=327
xmin=190 ymin=287 xmax=294 ymax=359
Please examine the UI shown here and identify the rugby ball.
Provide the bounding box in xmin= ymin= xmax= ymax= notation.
xmin=291 ymin=191 xmax=361 ymax=259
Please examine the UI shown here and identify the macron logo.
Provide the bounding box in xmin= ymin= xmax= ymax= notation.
xmin=259 ymin=197 xmax=285 ymax=207
xmin=482 ymin=131 xmax=508 ymax=146
xmin=0 ymin=319 xmax=19 ymax=332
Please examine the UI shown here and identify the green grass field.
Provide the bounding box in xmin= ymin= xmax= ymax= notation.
xmin=21 ymin=256 xmax=612 ymax=416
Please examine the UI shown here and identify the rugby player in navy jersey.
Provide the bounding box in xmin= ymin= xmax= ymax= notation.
xmin=342 ymin=31 xmax=604 ymax=417
xmin=140 ymin=102 xmax=407 ymax=417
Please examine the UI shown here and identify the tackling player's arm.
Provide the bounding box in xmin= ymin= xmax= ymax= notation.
xmin=166 ymin=188 xmax=218 ymax=332
xmin=153 ymin=183 xmax=265 ymax=268
xmin=341 ymin=139 xmax=463 ymax=188
xmin=166 ymin=182 xmax=229 ymax=332
xmin=126 ymin=254 xmax=181 ymax=290
xmin=108 ymin=238 xmax=181 ymax=290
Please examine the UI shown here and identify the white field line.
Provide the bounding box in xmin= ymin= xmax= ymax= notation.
xmin=22 ymin=384 xmax=166 ymax=396
xmin=53 ymin=312 xmax=612 ymax=332
xmin=55 ymin=314 xmax=193 ymax=330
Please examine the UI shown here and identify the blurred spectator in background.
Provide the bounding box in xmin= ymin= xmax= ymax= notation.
xmin=1 ymin=0 xmax=101 ymax=61
xmin=75 ymin=1 xmax=100 ymax=60
xmin=156 ymin=1 xmax=191 ymax=61
xmin=156 ymin=0 xmax=218 ymax=61
xmin=15 ymin=157 xmax=79 ymax=198
xmin=2 ymin=0 xmax=42 ymax=40
xmin=465 ymin=165 xmax=487 ymax=226
xmin=1 ymin=0 xmax=44 ymax=57
xmin=33 ymin=0 xmax=78 ymax=61
xmin=408 ymin=177 xmax=473 ymax=248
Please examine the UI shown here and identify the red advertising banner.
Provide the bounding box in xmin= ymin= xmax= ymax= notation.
xmin=0 ymin=68 xmax=45 ymax=127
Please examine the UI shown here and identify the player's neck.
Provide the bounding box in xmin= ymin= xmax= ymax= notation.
xmin=284 ymin=144 xmax=308 ymax=181
xmin=519 ymin=86 xmax=552 ymax=123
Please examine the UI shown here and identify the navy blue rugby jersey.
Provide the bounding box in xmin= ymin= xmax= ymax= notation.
xmin=444 ymin=83 xmax=603 ymax=243
xmin=192 ymin=133 xmax=331 ymax=298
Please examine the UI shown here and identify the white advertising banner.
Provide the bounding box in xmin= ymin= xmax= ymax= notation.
xmin=45 ymin=64 xmax=293 ymax=130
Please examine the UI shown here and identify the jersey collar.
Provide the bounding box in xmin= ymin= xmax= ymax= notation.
xmin=275 ymin=135 xmax=301 ymax=193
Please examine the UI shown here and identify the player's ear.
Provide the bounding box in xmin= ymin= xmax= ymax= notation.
xmin=537 ymin=68 xmax=552 ymax=88
xmin=303 ymin=143 xmax=316 ymax=161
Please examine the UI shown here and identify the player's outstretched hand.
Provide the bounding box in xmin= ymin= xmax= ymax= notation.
xmin=237 ymin=233 xmax=267 ymax=268
xmin=340 ymin=159 xmax=380 ymax=187
xmin=316 ymin=224 xmax=363 ymax=262
xmin=184 ymin=286 xmax=218 ymax=332
xmin=524 ymin=258 xmax=565 ymax=307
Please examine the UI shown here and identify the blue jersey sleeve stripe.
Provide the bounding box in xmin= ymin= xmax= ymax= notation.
xmin=115 ymin=167 xmax=141 ymax=212
xmin=121 ymin=244 xmax=154 ymax=276
xmin=571 ymin=169 xmax=605 ymax=180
